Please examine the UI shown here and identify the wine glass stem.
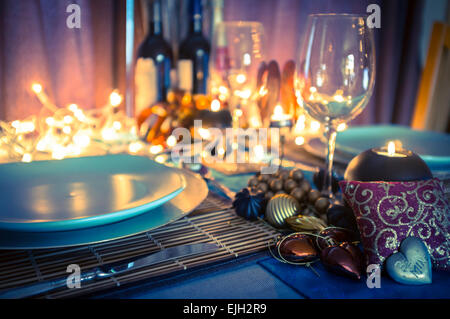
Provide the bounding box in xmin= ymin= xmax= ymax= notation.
xmin=323 ymin=123 xmax=337 ymax=200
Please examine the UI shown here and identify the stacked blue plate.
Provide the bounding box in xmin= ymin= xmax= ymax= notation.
xmin=305 ymin=125 xmax=450 ymax=172
xmin=0 ymin=154 xmax=208 ymax=249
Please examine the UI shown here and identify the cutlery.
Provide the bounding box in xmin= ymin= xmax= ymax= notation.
xmin=0 ymin=243 xmax=219 ymax=299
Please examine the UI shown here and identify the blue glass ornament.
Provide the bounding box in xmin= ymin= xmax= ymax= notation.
xmin=232 ymin=188 xmax=265 ymax=220
xmin=386 ymin=237 xmax=432 ymax=285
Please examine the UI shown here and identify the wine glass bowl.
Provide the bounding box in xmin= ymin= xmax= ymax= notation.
xmin=295 ymin=14 xmax=376 ymax=199
xmin=209 ymin=21 xmax=266 ymax=127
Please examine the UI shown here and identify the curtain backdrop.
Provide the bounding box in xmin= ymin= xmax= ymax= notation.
xmin=1 ymin=0 xmax=424 ymax=126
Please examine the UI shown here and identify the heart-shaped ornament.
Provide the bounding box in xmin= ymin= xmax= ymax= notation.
xmin=278 ymin=234 xmax=318 ymax=263
xmin=386 ymin=237 xmax=432 ymax=285
xmin=316 ymin=228 xmax=358 ymax=250
xmin=320 ymin=242 xmax=364 ymax=280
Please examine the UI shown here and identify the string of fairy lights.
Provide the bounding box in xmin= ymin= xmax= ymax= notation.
xmin=0 ymin=82 xmax=343 ymax=165
xmin=0 ymin=83 xmax=145 ymax=164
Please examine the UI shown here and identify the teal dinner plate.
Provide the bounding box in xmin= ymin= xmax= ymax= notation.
xmin=336 ymin=125 xmax=450 ymax=170
xmin=0 ymin=154 xmax=185 ymax=232
xmin=304 ymin=138 xmax=354 ymax=165
xmin=0 ymin=169 xmax=208 ymax=249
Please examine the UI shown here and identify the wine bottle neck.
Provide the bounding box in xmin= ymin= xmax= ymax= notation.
xmin=189 ymin=0 xmax=203 ymax=34
xmin=148 ymin=0 xmax=163 ymax=36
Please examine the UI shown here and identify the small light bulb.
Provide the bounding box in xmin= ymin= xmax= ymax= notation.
xmin=64 ymin=115 xmax=73 ymax=124
xmin=63 ymin=126 xmax=71 ymax=134
xmin=68 ymin=104 xmax=78 ymax=112
xmin=166 ymin=135 xmax=177 ymax=147
xmin=73 ymin=134 xmax=90 ymax=148
xmin=109 ymin=91 xmax=122 ymax=107
xmin=295 ymin=136 xmax=305 ymax=146
xmin=155 ymin=155 xmax=166 ymax=163
xmin=113 ymin=121 xmax=122 ymax=130
xmin=11 ymin=120 xmax=20 ymax=129
xmin=22 ymin=153 xmax=32 ymax=163
xmin=52 ymin=145 xmax=66 ymax=160
xmin=219 ymin=86 xmax=228 ymax=95
xmin=211 ymin=99 xmax=221 ymax=112
xmin=198 ymin=128 xmax=211 ymax=140
xmin=236 ymin=74 xmax=246 ymax=84
xmin=129 ymin=141 xmax=144 ymax=153
xmin=31 ymin=83 xmax=42 ymax=93
xmin=337 ymin=123 xmax=347 ymax=132
xmin=311 ymin=121 xmax=321 ymax=131
xmin=46 ymin=117 xmax=55 ymax=126
xmin=149 ymin=144 xmax=163 ymax=154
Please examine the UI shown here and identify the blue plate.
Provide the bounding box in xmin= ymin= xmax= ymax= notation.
xmin=0 ymin=155 xmax=185 ymax=232
xmin=0 ymin=169 xmax=207 ymax=249
xmin=336 ymin=125 xmax=450 ymax=170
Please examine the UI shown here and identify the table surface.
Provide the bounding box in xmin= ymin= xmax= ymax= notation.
xmin=87 ymin=142 xmax=450 ymax=299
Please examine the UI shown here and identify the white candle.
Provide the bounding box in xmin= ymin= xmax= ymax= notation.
xmin=374 ymin=141 xmax=408 ymax=158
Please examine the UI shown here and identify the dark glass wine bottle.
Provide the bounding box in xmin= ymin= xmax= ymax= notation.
xmin=137 ymin=0 xmax=173 ymax=103
xmin=178 ymin=0 xmax=210 ymax=95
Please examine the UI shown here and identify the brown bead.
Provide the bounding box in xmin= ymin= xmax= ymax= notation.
xmin=248 ymin=177 xmax=259 ymax=187
xmin=256 ymin=182 xmax=269 ymax=193
xmin=299 ymin=180 xmax=311 ymax=193
xmin=290 ymin=187 xmax=306 ymax=202
xmin=265 ymin=191 xmax=274 ymax=201
xmin=275 ymin=190 xmax=286 ymax=196
xmin=270 ymin=179 xmax=284 ymax=192
xmin=280 ymin=170 xmax=291 ymax=180
xmin=257 ymin=174 xmax=270 ymax=183
xmin=289 ymin=169 xmax=304 ymax=182
xmin=266 ymin=176 xmax=276 ymax=186
xmin=315 ymin=197 xmax=331 ymax=214
xmin=308 ymin=189 xmax=321 ymax=204
xmin=284 ymin=179 xmax=298 ymax=193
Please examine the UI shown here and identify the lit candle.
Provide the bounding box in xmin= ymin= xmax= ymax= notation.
xmin=373 ymin=141 xmax=407 ymax=157
xmin=270 ymin=104 xmax=293 ymax=128
xmin=270 ymin=104 xmax=294 ymax=166
xmin=345 ymin=140 xmax=432 ymax=182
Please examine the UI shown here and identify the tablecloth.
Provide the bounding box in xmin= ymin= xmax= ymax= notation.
xmin=91 ymin=167 xmax=450 ymax=299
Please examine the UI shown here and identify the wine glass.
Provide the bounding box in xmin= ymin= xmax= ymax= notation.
xmin=209 ymin=21 xmax=265 ymax=129
xmin=295 ymin=14 xmax=376 ymax=200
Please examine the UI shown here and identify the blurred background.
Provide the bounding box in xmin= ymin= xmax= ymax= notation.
xmin=0 ymin=0 xmax=449 ymax=129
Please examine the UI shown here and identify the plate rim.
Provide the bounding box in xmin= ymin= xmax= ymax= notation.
xmin=336 ymin=125 xmax=450 ymax=160
xmin=0 ymin=154 xmax=186 ymax=232
xmin=0 ymin=168 xmax=209 ymax=249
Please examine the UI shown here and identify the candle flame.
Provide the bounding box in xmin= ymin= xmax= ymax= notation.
xmin=271 ymin=104 xmax=286 ymax=121
xmin=387 ymin=141 xmax=396 ymax=156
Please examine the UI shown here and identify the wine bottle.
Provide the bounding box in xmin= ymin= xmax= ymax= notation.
xmin=210 ymin=0 xmax=224 ymax=39
xmin=136 ymin=0 xmax=173 ymax=110
xmin=178 ymin=0 xmax=210 ymax=95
